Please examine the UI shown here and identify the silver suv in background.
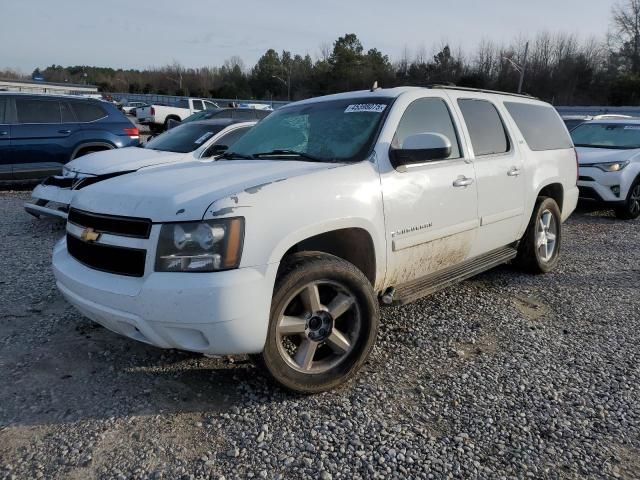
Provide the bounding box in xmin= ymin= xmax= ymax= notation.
xmin=573 ymin=119 xmax=640 ymax=219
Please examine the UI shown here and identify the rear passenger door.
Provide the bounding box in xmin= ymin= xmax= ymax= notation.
xmin=453 ymin=96 xmax=525 ymax=254
xmin=10 ymin=97 xmax=71 ymax=178
xmin=0 ymin=97 xmax=10 ymax=179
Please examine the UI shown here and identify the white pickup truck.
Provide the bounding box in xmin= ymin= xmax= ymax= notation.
xmin=136 ymin=98 xmax=220 ymax=133
xmin=53 ymin=86 xmax=578 ymax=393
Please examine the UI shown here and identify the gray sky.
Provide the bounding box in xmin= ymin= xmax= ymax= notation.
xmin=1 ymin=0 xmax=617 ymax=72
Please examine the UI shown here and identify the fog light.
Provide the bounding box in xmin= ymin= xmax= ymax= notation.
xmin=611 ymin=186 xmax=621 ymax=197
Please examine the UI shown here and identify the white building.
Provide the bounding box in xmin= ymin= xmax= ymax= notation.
xmin=0 ymin=78 xmax=98 ymax=95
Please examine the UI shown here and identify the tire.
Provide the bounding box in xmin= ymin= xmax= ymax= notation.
xmin=164 ymin=117 xmax=178 ymax=131
xmin=515 ymin=197 xmax=562 ymax=274
xmin=258 ymin=252 xmax=379 ymax=394
xmin=614 ymin=178 xmax=640 ymax=220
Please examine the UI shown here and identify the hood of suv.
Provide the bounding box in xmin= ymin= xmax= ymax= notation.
xmin=66 ymin=147 xmax=188 ymax=176
xmin=576 ymin=146 xmax=640 ymax=165
xmin=71 ymin=160 xmax=339 ymax=222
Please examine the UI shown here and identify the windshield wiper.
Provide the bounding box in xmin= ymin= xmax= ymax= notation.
xmin=220 ymin=151 xmax=254 ymax=160
xmin=251 ymin=149 xmax=330 ymax=162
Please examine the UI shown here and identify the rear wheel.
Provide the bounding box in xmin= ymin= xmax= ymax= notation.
xmin=515 ymin=197 xmax=562 ymax=274
xmin=259 ymin=252 xmax=379 ymax=393
xmin=615 ymin=179 xmax=640 ymax=220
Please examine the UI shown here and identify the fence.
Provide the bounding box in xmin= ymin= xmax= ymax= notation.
xmin=104 ymin=92 xmax=290 ymax=109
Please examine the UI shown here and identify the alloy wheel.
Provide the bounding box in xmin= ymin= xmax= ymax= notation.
xmin=629 ymin=184 xmax=640 ymax=216
xmin=536 ymin=209 xmax=557 ymax=262
xmin=275 ymin=280 xmax=361 ymax=374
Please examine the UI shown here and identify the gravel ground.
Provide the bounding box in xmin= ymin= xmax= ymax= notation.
xmin=0 ymin=191 xmax=638 ymax=480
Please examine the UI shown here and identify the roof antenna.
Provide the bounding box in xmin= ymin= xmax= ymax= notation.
xmin=370 ymin=81 xmax=379 ymax=92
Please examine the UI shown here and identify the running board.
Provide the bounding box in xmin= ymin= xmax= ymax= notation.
xmin=393 ymin=245 xmax=518 ymax=305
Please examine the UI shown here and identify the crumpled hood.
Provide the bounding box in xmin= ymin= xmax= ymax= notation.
xmin=71 ymin=160 xmax=338 ymax=222
xmin=576 ymin=147 xmax=640 ymax=165
xmin=66 ymin=147 xmax=187 ymax=175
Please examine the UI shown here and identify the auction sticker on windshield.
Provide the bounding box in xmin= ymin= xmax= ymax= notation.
xmin=345 ymin=104 xmax=387 ymax=113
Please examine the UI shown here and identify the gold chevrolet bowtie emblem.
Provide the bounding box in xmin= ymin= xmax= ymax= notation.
xmin=80 ymin=227 xmax=100 ymax=242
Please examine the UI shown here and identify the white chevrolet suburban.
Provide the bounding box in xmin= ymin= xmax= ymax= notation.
xmin=53 ymin=86 xmax=578 ymax=393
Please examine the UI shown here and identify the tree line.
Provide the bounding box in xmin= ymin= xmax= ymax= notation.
xmin=3 ymin=0 xmax=640 ymax=106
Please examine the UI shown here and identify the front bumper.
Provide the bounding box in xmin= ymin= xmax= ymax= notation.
xmin=53 ymin=238 xmax=278 ymax=355
xmin=25 ymin=183 xmax=75 ymax=219
xmin=577 ymin=166 xmax=629 ymax=205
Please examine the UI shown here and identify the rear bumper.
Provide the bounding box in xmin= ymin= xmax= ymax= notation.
xmin=562 ymin=185 xmax=580 ymax=222
xmin=53 ymin=239 xmax=278 ymax=355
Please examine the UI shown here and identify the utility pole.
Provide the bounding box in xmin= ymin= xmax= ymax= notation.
xmin=503 ymin=41 xmax=529 ymax=94
xmin=272 ymin=64 xmax=292 ymax=101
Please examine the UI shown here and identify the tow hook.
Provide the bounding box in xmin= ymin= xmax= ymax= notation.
xmin=381 ymin=287 xmax=395 ymax=305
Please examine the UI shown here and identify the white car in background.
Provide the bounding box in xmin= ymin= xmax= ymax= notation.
xmin=121 ymin=101 xmax=148 ymax=115
xmin=24 ymin=119 xmax=255 ymax=219
xmin=572 ymin=119 xmax=640 ymax=219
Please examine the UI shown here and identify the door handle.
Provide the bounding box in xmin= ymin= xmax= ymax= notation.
xmin=58 ymin=129 xmax=72 ymax=134
xmin=0 ymin=131 xmax=8 ymax=136
xmin=507 ymin=167 xmax=521 ymax=177
xmin=453 ymin=176 xmax=474 ymax=187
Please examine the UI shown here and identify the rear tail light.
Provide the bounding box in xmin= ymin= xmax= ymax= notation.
xmin=150 ymin=106 xmax=155 ymax=115
xmin=574 ymin=147 xmax=579 ymax=184
xmin=124 ymin=127 xmax=139 ymax=138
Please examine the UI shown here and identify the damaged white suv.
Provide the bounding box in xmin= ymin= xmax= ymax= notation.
xmin=53 ymin=87 xmax=578 ymax=393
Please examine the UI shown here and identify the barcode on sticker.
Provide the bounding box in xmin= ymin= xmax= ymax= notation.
xmin=345 ymin=104 xmax=387 ymax=113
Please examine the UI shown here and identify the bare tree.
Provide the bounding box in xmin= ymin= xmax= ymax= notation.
xmin=611 ymin=0 xmax=640 ymax=73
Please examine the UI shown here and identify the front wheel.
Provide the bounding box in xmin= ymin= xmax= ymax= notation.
xmin=615 ymin=179 xmax=640 ymax=220
xmin=259 ymin=252 xmax=379 ymax=393
xmin=515 ymin=197 xmax=562 ymax=274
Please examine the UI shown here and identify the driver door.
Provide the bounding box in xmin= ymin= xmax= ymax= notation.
xmin=380 ymin=95 xmax=479 ymax=286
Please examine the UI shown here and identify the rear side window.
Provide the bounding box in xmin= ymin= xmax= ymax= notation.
xmin=458 ymin=99 xmax=509 ymax=156
xmin=16 ymin=98 xmax=61 ymax=124
xmin=192 ymin=100 xmax=204 ymax=111
xmin=394 ymin=97 xmax=461 ymax=158
xmin=505 ymin=102 xmax=573 ymax=151
xmin=232 ymin=110 xmax=257 ymax=120
xmin=0 ymin=98 xmax=6 ymax=123
xmin=70 ymin=101 xmax=107 ymax=122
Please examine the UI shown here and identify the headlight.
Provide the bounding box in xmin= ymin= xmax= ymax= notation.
xmin=155 ymin=218 xmax=244 ymax=272
xmin=592 ymin=160 xmax=630 ymax=172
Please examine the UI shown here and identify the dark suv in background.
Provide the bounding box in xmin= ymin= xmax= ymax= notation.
xmin=0 ymin=93 xmax=139 ymax=180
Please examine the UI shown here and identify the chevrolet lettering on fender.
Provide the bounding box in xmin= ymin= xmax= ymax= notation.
xmin=53 ymin=86 xmax=579 ymax=393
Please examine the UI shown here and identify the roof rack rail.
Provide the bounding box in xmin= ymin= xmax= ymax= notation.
xmin=425 ymin=84 xmax=537 ymax=100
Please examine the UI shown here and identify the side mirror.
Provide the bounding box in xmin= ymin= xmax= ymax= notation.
xmin=205 ymin=144 xmax=228 ymax=157
xmin=389 ymin=133 xmax=452 ymax=168
xmin=167 ymin=118 xmax=181 ymax=130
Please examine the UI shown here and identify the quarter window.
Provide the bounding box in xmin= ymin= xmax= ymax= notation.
xmin=70 ymin=101 xmax=107 ymax=122
xmin=458 ymin=99 xmax=509 ymax=156
xmin=394 ymin=98 xmax=461 ymax=159
xmin=504 ymin=102 xmax=573 ymax=151
xmin=16 ymin=98 xmax=61 ymax=124
xmin=0 ymin=98 xmax=6 ymax=123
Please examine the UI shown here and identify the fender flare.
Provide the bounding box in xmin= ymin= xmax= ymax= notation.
xmin=71 ymin=142 xmax=115 ymax=160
